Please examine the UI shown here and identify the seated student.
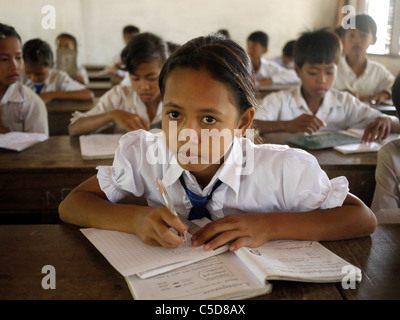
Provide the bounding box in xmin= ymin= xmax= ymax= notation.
xmin=253 ymin=29 xmax=400 ymax=144
xmin=246 ymin=31 xmax=299 ymax=86
xmin=272 ymin=40 xmax=295 ymax=69
xmin=0 ymin=24 xmax=48 ymax=135
xmin=371 ymin=74 xmax=400 ymax=223
xmin=68 ymin=32 xmax=168 ymax=136
xmin=20 ymin=39 xmax=93 ymax=103
xmin=106 ymin=25 xmax=140 ymax=85
xmin=333 ymin=14 xmax=395 ymax=105
xmin=59 ymin=34 xmax=376 ymax=251
xmin=55 ymin=33 xmax=89 ymax=85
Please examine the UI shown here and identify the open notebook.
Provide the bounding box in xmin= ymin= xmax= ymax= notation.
xmin=79 ymin=134 xmax=123 ymax=160
xmin=0 ymin=132 xmax=48 ymax=151
xmin=81 ymin=219 xmax=361 ymax=300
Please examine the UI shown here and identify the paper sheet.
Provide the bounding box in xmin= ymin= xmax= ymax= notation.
xmin=0 ymin=131 xmax=48 ymax=151
xmin=79 ymin=134 xmax=123 ymax=159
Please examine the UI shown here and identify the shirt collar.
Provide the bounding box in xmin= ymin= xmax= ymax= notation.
xmin=160 ymin=136 xmax=245 ymax=196
xmin=292 ymin=85 xmax=341 ymax=115
xmin=0 ymin=82 xmax=24 ymax=104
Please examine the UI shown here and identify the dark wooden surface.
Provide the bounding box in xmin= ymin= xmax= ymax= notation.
xmin=0 ymin=224 xmax=397 ymax=300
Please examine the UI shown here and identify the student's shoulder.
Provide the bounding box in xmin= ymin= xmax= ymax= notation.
xmin=18 ymin=82 xmax=46 ymax=105
xmin=118 ymin=129 xmax=165 ymax=149
xmin=262 ymin=86 xmax=298 ymax=103
xmin=378 ymin=138 xmax=400 ymax=161
xmin=367 ymin=58 xmax=392 ymax=72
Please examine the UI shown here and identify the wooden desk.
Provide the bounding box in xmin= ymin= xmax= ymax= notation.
xmin=87 ymin=81 xmax=112 ymax=97
xmin=261 ymin=132 xmax=377 ymax=206
xmin=47 ymin=99 xmax=98 ymax=136
xmin=0 ymin=224 xmax=398 ymax=300
xmin=87 ymin=71 xmax=112 ymax=82
xmin=0 ymin=136 xmax=111 ymax=220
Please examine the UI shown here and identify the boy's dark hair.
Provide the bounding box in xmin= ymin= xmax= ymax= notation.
xmin=294 ymin=28 xmax=341 ymax=69
xmin=121 ymin=32 xmax=168 ymax=74
xmin=282 ymin=40 xmax=295 ymax=58
xmin=347 ymin=14 xmax=377 ymax=38
xmin=123 ymin=25 xmax=140 ymax=35
xmin=0 ymin=23 xmax=21 ymax=41
xmin=392 ymin=74 xmax=400 ymax=117
xmin=56 ymin=33 xmax=78 ymax=51
xmin=247 ymin=31 xmax=269 ymax=48
xmin=159 ymin=34 xmax=258 ymax=115
xmin=23 ymin=39 xmax=54 ymax=66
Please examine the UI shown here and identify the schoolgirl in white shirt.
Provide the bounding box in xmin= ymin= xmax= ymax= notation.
xmin=59 ymin=34 xmax=376 ymax=251
xmin=68 ymin=33 xmax=167 ymax=136
xmin=254 ymin=29 xmax=400 ymax=143
xmin=0 ymin=23 xmax=48 ymax=135
xmin=21 ymin=38 xmax=93 ymax=104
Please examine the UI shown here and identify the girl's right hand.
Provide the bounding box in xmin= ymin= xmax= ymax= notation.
xmin=133 ymin=206 xmax=188 ymax=248
xmin=286 ymin=114 xmax=326 ymax=134
xmin=112 ymin=110 xmax=150 ymax=131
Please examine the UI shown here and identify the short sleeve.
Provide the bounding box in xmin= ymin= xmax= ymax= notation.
xmin=254 ymin=92 xmax=283 ymax=121
xmin=21 ymin=85 xmax=49 ymax=135
xmin=96 ymin=131 xmax=147 ymax=202
xmin=282 ymin=149 xmax=349 ymax=211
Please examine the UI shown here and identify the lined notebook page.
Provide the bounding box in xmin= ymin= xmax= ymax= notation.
xmin=81 ymin=228 xmax=225 ymax=277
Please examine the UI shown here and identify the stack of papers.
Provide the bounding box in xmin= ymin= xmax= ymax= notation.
xmin=0 ymin=131 xmax=48 ymax=151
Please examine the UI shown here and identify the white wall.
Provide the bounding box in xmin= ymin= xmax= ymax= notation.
xmin=1 ymin=0 xmax=337 ymax=66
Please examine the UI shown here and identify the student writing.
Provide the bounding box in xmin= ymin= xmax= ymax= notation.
xmin=253 ymin=29 xmax=400 ymax=143
xmin=20 ymin=39 xmax=93 ymax=103
xmin=371 ymin=74 xmax=400 ymax=223
xmin=0 ymin=24 xmax=48 ymax=135
xmin=68 ymin=32 xmax=168 ymax=136
xmin=333 ymin=14 xmax=395 ymax=105
xmin=59 ymin=34 xmax=376 ymax=251
xmin=246 ymin=31 xmax=299 ymax=86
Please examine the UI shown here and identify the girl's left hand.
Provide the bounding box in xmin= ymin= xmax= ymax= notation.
xmin=191 ymin=214 xmax=272 ymax=252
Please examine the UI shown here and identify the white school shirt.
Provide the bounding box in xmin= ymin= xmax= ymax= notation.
xmin=371 ymin=139 xmax=400 ymax=223
xmin=0 ymin=82 xmax=48 ymax=135
xmin=254 ymin=85 xmax=389 ymax=131
xmin=21 ymin=69 xmax=86 ymax=93
xmin=254 ymin=58 xmax=299 ymax=85
xmin=96 ymin=130 xmax=348 ymax=221
xmin=333 ymin=56 xmax=395 ymax=97
xmin=70 ymin=83 xmax=162 ymax=133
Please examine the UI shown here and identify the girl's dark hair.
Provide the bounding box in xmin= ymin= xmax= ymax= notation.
xmin=56 ymin=33 xmax=78 ymax=51
xmin=0 ymin=23 xmax=21 ymax=41
xmin=159 ymin=34 xmax=258 ymax=115
xmin=23 ymin=39 xmax=54 ymax=66
xmin=294 ymin=28 xmax=341 ymax=69
xmin=121 ymin=32 xmax=168 ymax=74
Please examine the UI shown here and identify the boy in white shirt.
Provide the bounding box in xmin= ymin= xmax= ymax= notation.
xmin=371 ymin=74 xmax=400 ymax=223
xmin=246 ymin=31 xmax=299 ymax=86
xmin=333 ymin=14 xmax=394 ymax=104
xmin=254 ymin=29 xmax=400 ymax=144
xmin=68 ymin=33 xmax=168 ymax=136
xmin=0 ymin=23 xmax=48 ymax=135
xmin=21 ymin=39 xmax=93 ymax=104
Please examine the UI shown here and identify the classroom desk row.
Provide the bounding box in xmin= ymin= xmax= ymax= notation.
xmin=0 ymin=223 xmax=398 ymax=300
xmin=0 ymin=134 xmax=377 ymax=223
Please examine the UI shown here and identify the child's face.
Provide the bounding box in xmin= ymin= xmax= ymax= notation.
xmin=162 ymin=67 xmax=253 ymax=179
xmin=295 ymin=62 xmax=336 ymax=100
xmin=0 ymin=37 xmax=23 ymax=86
xmin=24 ymin=62 xmax=51 ymax=84
xmin=343 ymin=28 xmax=376 ymax=56
xmin=247 ymin=41 xmax=267 ymax=65
xmin=129 ymin=60 xmax=161 ymax=104
xmin=56 ymin=37 xmax=76 ymax=50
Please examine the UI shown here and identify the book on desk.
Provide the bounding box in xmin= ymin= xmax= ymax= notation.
xmin=81 ymin=218 xmax=361 ymax=300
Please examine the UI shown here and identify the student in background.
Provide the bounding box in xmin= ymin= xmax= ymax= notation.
xmin=0 ymin=24 xmax=48 ymax=135
xmin=68 ymin=32 xmax=168 ymax=136
xmin=371 ymin=74 xmax=400 ymax=223
xmin=272 ymin=40 xmax=295 ymax=69
xmin=333 ymin=14 xmax=395 ymax=104
xmin=106 ymin=25 xmax=140 ymax=85
xmin=55 ymin=33 xmax=89 ymax=85
xmin=253 ymin=29 xmax=400 ymax=143
xmin=21 ymin=39 xmax=93 ymax=103
xmin=59 ymin=34 xmax=376 ymax=251
xmin=246 ymin=31 xmax=299 ymax=86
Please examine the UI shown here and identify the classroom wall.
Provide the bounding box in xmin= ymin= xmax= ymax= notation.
xmin=0 ymin=0 xmax=337 ymax=66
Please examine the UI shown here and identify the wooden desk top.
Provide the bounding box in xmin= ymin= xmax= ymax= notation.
xmin=46 ymin=98 xmax=98 ymax=113
xmin=0 ymin=135 xmax=112 ymax=172
xmin=0 ymin=224 xmax=398 ymax=300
